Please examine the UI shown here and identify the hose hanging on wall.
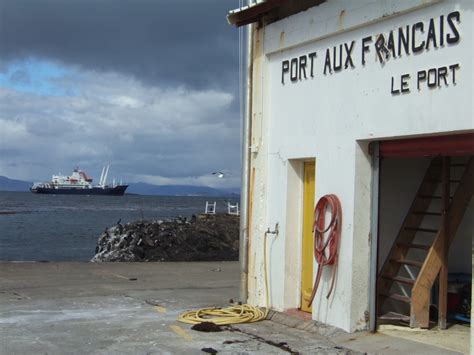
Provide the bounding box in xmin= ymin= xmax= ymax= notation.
xmin=307 ymin=194 xmax=342 ymax=307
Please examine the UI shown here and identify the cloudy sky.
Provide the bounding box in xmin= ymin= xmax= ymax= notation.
xmin=0 ymin=0 xmax=243 ymax=189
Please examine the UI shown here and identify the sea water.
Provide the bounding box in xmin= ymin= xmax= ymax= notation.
xmin=0 ymin=191 xmax=237 ymax=261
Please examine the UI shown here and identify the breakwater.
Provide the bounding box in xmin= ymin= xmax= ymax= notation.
xmin=92 ymin=213 xmax=239 ymax=262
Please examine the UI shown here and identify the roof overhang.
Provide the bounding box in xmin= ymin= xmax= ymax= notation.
xmin=227 ymin=0 xmax=325 ymax=27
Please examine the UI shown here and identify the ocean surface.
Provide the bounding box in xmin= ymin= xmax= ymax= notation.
xmin=0 ymin=191 xmax=238 ymax=261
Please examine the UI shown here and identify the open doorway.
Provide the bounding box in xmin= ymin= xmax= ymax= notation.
xmin=375 ymin=134 xmax=472 ymax=337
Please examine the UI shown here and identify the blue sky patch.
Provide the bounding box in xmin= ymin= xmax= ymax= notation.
xmin=0 ymin=59 xmax=76 ymax=96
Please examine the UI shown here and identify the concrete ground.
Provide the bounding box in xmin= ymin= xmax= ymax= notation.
xmin=377 ymin=324 xmax=470 ymax=354
xmin=0 ymin=262 xmax=467 ymax=354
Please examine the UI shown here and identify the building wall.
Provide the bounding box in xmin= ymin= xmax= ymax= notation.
xmin=247 ymin=0 xmax=473 ymax=332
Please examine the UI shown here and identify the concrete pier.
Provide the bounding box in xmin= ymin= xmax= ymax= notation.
xmin=0 ymin=262 xmax=465 ymax=354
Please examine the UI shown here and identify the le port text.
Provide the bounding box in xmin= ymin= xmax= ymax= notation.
xmin=391 ymin=63 xmax=460 ymax=95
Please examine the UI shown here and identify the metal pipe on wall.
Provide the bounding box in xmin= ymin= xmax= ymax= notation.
xmin=239 ymin=19 xmax=254 ymax=303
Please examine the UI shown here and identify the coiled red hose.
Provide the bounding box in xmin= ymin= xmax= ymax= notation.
xmin=307 ymin=194 xmax=342 ymax=307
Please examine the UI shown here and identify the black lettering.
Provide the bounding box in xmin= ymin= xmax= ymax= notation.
xmin=438 ymin=66 xmax=448 ymax=86
xmin=281 ymin=60 xmax=289 ymax=84
xmin=391 ymin=76 xmax=400 ymax=95
xmin=447 ymin=11 xmax=460 ymax=44
xmin=425 ymin=18 xmax=437 ymax=49
xmin=375 ymin=34 xmax=388 ymax=63
xmin=427 ymin=68 xmax=437 ymax=87
xmin=344 ymin=41 xmax=355 ymax=69
xmin=439 ymin=15 xmax=444 ymax=46
xmin=417 ymin=70 xmax=427 ymax=90
xmin=361 ymin=36 xmax=372 ymax=65
xmin=333 ymin=45 xmax=342 ymax=72
xmin=324 ymin=48 xmax=332 ymax=74
xmin=387 ymin=31 xmax=396 ymax=58
xmin=398 ymin=26 xmax=410 ymax=57
xmin=449 ymin=63 xmax=460 ymax=84
xmin=290 ymin=58 xmax=298 ymax=82
xmin=401 ymin=74 xmax=410 ymax=93
xmin=299 ymin=55 xmax=307 ymax=79
xmin=412 ymin=22 xmax=425 ymax=53
xmin=308 ymin=52 xmax=317 ymax=77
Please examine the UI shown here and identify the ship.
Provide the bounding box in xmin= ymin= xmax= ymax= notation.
xmin=30 ymin=165 xmax=128 ymax=196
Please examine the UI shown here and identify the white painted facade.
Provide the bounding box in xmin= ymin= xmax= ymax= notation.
xmin=246 ymin=0 xmax=473 ymax=332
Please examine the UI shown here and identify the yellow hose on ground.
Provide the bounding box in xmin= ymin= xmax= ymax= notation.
xmin=178 ymin=234 xmax=270 ymax=325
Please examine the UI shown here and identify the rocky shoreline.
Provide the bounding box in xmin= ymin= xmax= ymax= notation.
xmin=91 ymin=214 xmax=239 ymax=262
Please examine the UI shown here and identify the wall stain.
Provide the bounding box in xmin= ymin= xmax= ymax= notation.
xmin=338 ymin=9 xmax=346 ymax=30
xmin=279 ymin=31 xmax=285 ymax=49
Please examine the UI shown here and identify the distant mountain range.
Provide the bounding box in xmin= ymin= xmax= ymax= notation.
xmin=0 ymin=176 xmax=32 ymax=192
xmin=126 ymin=182 xmax=239 ymax=197
xmin=0 ymin=175 xmax=239 ymax=197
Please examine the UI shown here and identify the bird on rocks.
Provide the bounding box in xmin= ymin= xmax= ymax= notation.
xmin=116 ymin=218 xmax=123 ymax=233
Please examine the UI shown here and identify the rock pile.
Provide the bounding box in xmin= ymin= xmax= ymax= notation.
xmin=91 ymin=214 xmax=239 ymax=262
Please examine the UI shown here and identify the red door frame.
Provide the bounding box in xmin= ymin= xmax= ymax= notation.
xmin=379 ymin=133 xmax=474 ymax=158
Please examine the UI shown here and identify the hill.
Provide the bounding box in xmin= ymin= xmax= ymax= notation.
xmin=126 ymin=182 xmax=238 ymax=197
xmin=0 ymin=176 xmax=32 ymax=191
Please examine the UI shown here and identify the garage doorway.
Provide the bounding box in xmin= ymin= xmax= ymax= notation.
xmin=374 ymin=133 xmax=473 ymax=331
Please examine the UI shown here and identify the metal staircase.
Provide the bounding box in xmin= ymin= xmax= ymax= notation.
xmin=377 ymin=156 xmax=474 ymax=328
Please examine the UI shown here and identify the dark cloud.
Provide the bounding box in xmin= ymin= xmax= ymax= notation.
xmin=0 ymin=0 xmax=239 ymax=90
xmin=0 ymin=0 xmax=243 ymax=188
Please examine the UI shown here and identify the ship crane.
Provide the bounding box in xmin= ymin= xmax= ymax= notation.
xmin=99 ymin=167 xmax=105 ymax=186
xmin=99 ymin=165 xmax=110 ymax=187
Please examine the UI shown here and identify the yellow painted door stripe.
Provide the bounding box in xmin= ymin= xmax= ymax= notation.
xmin=300 ymin=161 xmax=315 ymax=313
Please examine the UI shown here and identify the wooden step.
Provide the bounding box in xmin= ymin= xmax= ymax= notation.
xmin=379 ymin=311 xmax=410 ymax=323
xmin=425 ymin=179 xmax=461 ymax=183
xmin=380 ymin=292 xmax=411 ymax=303
xmin=433 ymin=162 xmax=468 ymax=167
xmin=404 ymin=227 xmax=438 ymax=234
xmin=417 ymin=195 xmax=452 ymax=200
xmin=397 ymin=242 xmax=431 ymax=250
xmin=391 ymin=259 xmax=424 ymax=267
xmin=382 ymin=275 xmax=416 ymax=285
xmin=411 ymin=211 xmax=442 ymax=216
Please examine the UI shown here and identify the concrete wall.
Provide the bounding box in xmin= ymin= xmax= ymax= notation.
xmin=247 ymin=0 xmax=473 ymax=332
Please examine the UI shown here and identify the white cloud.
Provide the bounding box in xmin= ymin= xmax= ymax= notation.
xmin=0 ymin=118 xmax=30 ymax=147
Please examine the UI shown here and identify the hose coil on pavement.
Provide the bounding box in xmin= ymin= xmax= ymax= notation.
xmin=178 ymin=232 xmax=270 ymax=325
xmin=177 ymin=303 xmax=267 ymax=325
xmin=307 ymin=194 xmax=342 ymax=307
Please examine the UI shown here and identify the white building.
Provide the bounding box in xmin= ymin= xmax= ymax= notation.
xmin=228 ymin=0 xmax=473 ymax=335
